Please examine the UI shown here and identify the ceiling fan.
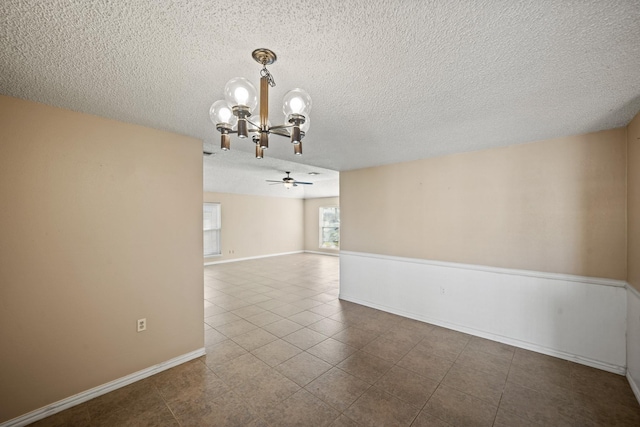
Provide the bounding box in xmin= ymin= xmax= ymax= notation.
xmin=266 ymin=172 xmax=313 ymax=189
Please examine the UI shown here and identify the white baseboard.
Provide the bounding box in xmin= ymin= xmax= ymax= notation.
xmin=1 ymin=348 xmax=206 ymax=427
xmin=627 ymin=283 xmax=640 ymax=404
xmin=304 ymin=250 xmax=340 ymax=257
xmin=340 ymin=251 xmax=627 ymax=375
xmin=204 ymin=250 xmax=303 ymax=266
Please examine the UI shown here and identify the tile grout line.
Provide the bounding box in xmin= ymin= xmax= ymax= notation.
xmin=490 ymin=345 xmax=516 ymax=427
xmin=152 ymin=382 xmax=184 ymax=427
xmin=416 ymin=332 xmax=472 ymax=426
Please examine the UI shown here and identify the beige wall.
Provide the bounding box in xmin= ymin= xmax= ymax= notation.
xmin=0 ymin=96 xmax=204 ymax=422
xmin=629 ymin=112 xmax=640 ymax=291
xmin=203 ymin=192 xmax=303 ymax=263
xmin=304 ymin=197 xmax=340 ymax=254
xmin=341 ymin=128 xmax=627 ymax=279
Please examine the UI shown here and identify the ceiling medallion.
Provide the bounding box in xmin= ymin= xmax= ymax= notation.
xmin=209 ymin=49 xmax=311 ymax=159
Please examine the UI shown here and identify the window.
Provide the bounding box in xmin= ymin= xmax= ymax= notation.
xmin=203 ymin=203 xmax=221 ymax=256
xmin=319 ymin=206 xmax=340 ymax=249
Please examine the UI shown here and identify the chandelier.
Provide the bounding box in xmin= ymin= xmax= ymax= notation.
xmin=209 ymin=48 xmax=311 ymax=159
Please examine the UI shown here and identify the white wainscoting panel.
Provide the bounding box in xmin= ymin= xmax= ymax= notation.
xmin=628 ymin=284 xmax=640 ymax=403
xmin=340 ymin=251 xmax=627 ymax=374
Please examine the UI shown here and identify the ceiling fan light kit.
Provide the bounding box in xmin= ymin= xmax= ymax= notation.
xmin=209 ymin=49 xmax=311 ymax=159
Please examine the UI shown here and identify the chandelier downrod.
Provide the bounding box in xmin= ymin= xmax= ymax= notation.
xmin=259 ymin=70 xmax=269 ymax=150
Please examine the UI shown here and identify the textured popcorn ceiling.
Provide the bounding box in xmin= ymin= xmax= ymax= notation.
xmin=2 ymin=1 xmax=639 ymax=198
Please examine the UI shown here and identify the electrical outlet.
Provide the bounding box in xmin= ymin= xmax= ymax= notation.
xmin=137 ymin=318 xmax=147 ymax=332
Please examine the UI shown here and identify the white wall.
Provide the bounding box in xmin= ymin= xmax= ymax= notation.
xmin=340 ymin=129 xmax=627 ymax=279
xmin=338 ymin=127 xmax=633 ymax=382
xmin=0 ymin=96 xmax=204 ymax=424
xmin=203 ymin=192 xmax=304 ymax=264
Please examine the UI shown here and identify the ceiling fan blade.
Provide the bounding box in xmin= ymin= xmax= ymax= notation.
xmin=292 ymin=181 xmax=313 ymax=185
xmin=265 ymin=180 xmax=283 ymax=183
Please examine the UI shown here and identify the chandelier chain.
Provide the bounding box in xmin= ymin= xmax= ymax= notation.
xmin=260 ymin=66 xmax=276 ymax=87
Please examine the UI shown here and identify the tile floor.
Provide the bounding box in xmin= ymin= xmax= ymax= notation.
xmin=31 ymin=254 xmax=640 ymax=426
